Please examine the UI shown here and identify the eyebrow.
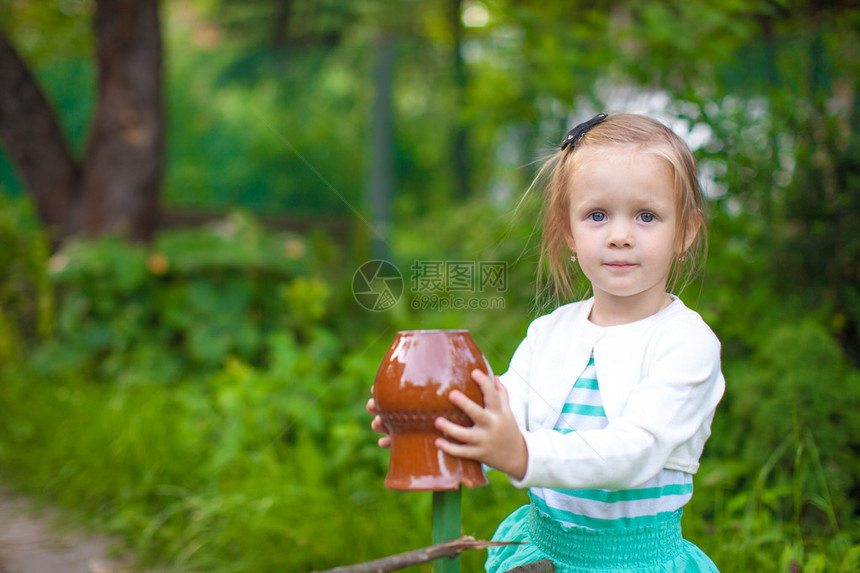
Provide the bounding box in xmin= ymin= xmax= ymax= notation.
xmin=571 ymin=198 xmax=673 ymax=216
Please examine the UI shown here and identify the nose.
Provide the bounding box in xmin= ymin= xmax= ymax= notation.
xmin=607 ymin=220 xmax=634 ymax=248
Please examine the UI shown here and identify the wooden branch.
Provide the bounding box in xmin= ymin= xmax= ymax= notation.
xmin=505 ymin=559 xmax=556 ymax=572
xmin=314 ymin=535 xmax=521 ymax=573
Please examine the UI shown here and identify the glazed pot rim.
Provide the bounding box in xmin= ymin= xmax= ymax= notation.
xmin=396 ymin=328 xmax=471 ymax=334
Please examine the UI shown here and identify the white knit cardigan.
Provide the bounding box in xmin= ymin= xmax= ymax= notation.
xmin=500 ymin=297 xmax=725 ymax=491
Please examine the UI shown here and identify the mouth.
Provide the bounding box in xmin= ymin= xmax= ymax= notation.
xmin=605 ymin=262 xmax=636 ymax=270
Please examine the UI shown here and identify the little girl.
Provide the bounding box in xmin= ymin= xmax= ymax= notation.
xmin=369 ymin=113 xmax=724 ymax=572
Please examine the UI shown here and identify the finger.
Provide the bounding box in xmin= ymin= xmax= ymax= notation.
xmin=471 ymin=368 xmax=500 ymax=410
xmin=366 ymin=397 xmax=377 ymax=416
xmin=448 ymin=389 xmax=488 ymax=423
xmin=493 ymin=376 xmax=512 ymax=412
xmin=377 ymin=435 xmax=391 ymax=448
xmin=435 ymin=437 xmax=480 ymax=461
xmin=371 ymin=415 xmax=387 ymax=434
xmin=434 ymin=415 xmax=476 ymax=443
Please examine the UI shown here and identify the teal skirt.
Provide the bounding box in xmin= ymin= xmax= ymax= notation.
xmin=486 ymin=503 xmax=719 ymax=572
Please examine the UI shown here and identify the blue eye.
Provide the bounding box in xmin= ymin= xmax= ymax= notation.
xmin=588 ymin=212 xmax=606 ymax=222
xmin=638 ymin=212 xmax=655 ymax=223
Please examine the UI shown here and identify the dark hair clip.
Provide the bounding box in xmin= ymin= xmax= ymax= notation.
xmin=560 ymin=113 xmax=608 ymax=151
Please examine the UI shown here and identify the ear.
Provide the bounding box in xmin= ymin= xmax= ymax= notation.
xmin=680 ymin=211 xmax=703 ymax=253
xmin=563 ymin=227 xmax=575 ymax=252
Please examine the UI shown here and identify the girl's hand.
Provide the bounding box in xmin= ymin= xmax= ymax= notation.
xmin=366 ymin=388 xmax=391 ymax=449
xmin=434 ymin=369 xmax=528 ymax=481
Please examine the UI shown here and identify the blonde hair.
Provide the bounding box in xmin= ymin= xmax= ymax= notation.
xmin=536 ymin=113 xmax=707 ymax=305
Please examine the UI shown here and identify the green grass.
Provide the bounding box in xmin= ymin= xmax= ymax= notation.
xmin=0 ymin=365 xmax=427 ymax=571
xmin=0 ymin=363 xmax=858 ymax=572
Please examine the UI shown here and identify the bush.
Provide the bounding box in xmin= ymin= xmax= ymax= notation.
xmin=31 ymin=212 xmax=333 ymax=384
xmin=0 ymin=194 xmax=53 ymax=365
xmin=713 ymin=320 xmax=860 ymax=525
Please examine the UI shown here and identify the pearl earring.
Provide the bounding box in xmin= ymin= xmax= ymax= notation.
xmin=570 ymin=254 xmax=577 ymax=263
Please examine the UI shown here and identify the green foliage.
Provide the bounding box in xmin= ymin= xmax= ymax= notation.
xmin=0 ymin=0 xmax=92 ymax=63
xmin=31 ymin=212 xmax=327 ymax=384
xmin=162 ymin=3 xmax=373 ymax=216
xmin=714 ymin=320 xmax=860 ymax=524
xmin=0 ymin=194 xmax=53 ymax=364
xmin=389 ymin=195 xmax=539 ymax=363
xmin=0 ymin=204 xmax=858 ymax=571
xmin=689 ymin=413 xmax=860 ymax=572
xmin=2 ymin=0 xmax=860 ymax=570
xmin=0 ymin=362 xmax=434 ymax=572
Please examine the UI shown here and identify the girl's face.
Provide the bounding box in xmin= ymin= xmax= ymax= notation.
xmin=565 ymin=146 xmax=682 ymax=325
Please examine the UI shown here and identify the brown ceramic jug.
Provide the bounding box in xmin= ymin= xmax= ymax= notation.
xmin=373 ymin=329 xmax=492 ymax=491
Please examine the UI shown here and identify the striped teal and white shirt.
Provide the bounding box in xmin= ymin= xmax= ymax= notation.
xmin=530 ymin=356 xmax=693 ymax=529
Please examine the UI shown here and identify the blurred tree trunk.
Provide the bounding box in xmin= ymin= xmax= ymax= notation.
xmin=449 ymin=0 xmax=470 ymax=199
xmin=0 ymin=0 xmax=163 ymax=244
xmin=80 ymin=0 xmax=163 ymax=242
xmin=272 ymin=0 xmax=294 ymax=47
xmin=0 ymin=33 xmax=80 ymax=238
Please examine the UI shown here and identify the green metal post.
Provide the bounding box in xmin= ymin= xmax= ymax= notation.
xmin=432 ymin=487 xmax=462 ymax=573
